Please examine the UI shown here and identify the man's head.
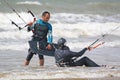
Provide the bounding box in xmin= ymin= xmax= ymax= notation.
xmin=57 ymin=38 xmax=66 ymax=47
xmin=42 ymin=11 xmax=50 ymax=22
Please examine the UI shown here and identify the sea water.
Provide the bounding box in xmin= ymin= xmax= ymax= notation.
xmin=0 ymin=0 xmax=120 ymax=79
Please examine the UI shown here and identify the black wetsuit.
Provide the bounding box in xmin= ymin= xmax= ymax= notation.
xmin=26 ymin=48 xmax=43 ymax=61
xmin=54 ymin=46 xmax=100 ymax=67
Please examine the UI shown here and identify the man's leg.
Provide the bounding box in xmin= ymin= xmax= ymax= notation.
xmin=74 ymin=56 xmax=100 ymax=67
xmin=38 ymin=54 xmax=44 ymax=66
xmin=24 ymin=49 xmax=34 ymax=66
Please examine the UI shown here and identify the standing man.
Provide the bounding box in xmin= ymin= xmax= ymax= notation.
xmin=24 ymin=11 xmax=53 ymax=66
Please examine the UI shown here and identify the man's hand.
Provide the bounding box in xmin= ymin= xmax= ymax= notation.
xmin=27 ymin=22 xmax=33 ymax=32
xmin=87 ymin=42 xmax=105 ymax=51
xmin=27 ymin=27 xmax=31 ymax=32
xmin=46 ymin=44 xmax=52 ymax=50
xmin=28 ymin=22 xmax=33 ymax=26
xmin=87 ymin=47 xmax=92 ymax=51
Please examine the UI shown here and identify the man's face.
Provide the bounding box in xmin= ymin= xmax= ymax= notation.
xmin=42 ymin=13 xmax=50 ymax=22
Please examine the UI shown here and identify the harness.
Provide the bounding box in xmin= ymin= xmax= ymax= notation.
xmin=33 ymin=23 xmax=48 ymax=40
xmin=56 ymin=58 xmax=76 ymax=67
xmin=53 ymin=45 xmax=75 ymax=67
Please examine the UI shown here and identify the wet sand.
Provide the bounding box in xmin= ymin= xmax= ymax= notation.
xmin=21 ymin=77 xmax=120 ymax=80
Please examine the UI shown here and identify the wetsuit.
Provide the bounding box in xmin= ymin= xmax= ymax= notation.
xmin=26 ymin=19 xmax=53 ymax=62
xmin=54 ymin=46 xmax=99 ymax=67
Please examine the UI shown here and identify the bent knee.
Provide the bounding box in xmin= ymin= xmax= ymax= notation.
xmin=83 ymin=56 xmax=89 ymax=59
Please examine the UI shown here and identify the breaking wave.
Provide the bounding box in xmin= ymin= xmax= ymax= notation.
xmin=17 ymin=1 xmax=42 ymax=5
xmin=0 ymin=12 xmax=120 ymax=50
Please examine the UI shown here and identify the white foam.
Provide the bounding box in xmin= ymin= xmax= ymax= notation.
xmin=17 ymin=1 xmax=42 ymax=5
xmin=0 ymin=43 xmax=29 ymax=51
xmin=67 ymin=40 xmax=120 ymax=51
xmin=51 ymin=13 xmax=120 ymax=23
xmin=0 ymin=30 xmax=32 ymax=40
xmin=0 ymin=12 xmax=35 ymax=31
xmin=53 ymin=22 xmax=120 ymax=38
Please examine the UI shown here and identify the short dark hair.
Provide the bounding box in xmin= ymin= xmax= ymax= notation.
xmin=42 ymin=11 xmax=50 ymax=16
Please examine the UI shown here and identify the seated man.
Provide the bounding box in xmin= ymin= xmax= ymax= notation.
xmin=54 ymin=38 xmax=100 ymax=67
xmin=29 ymin=38 xmax=100 ymax=67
